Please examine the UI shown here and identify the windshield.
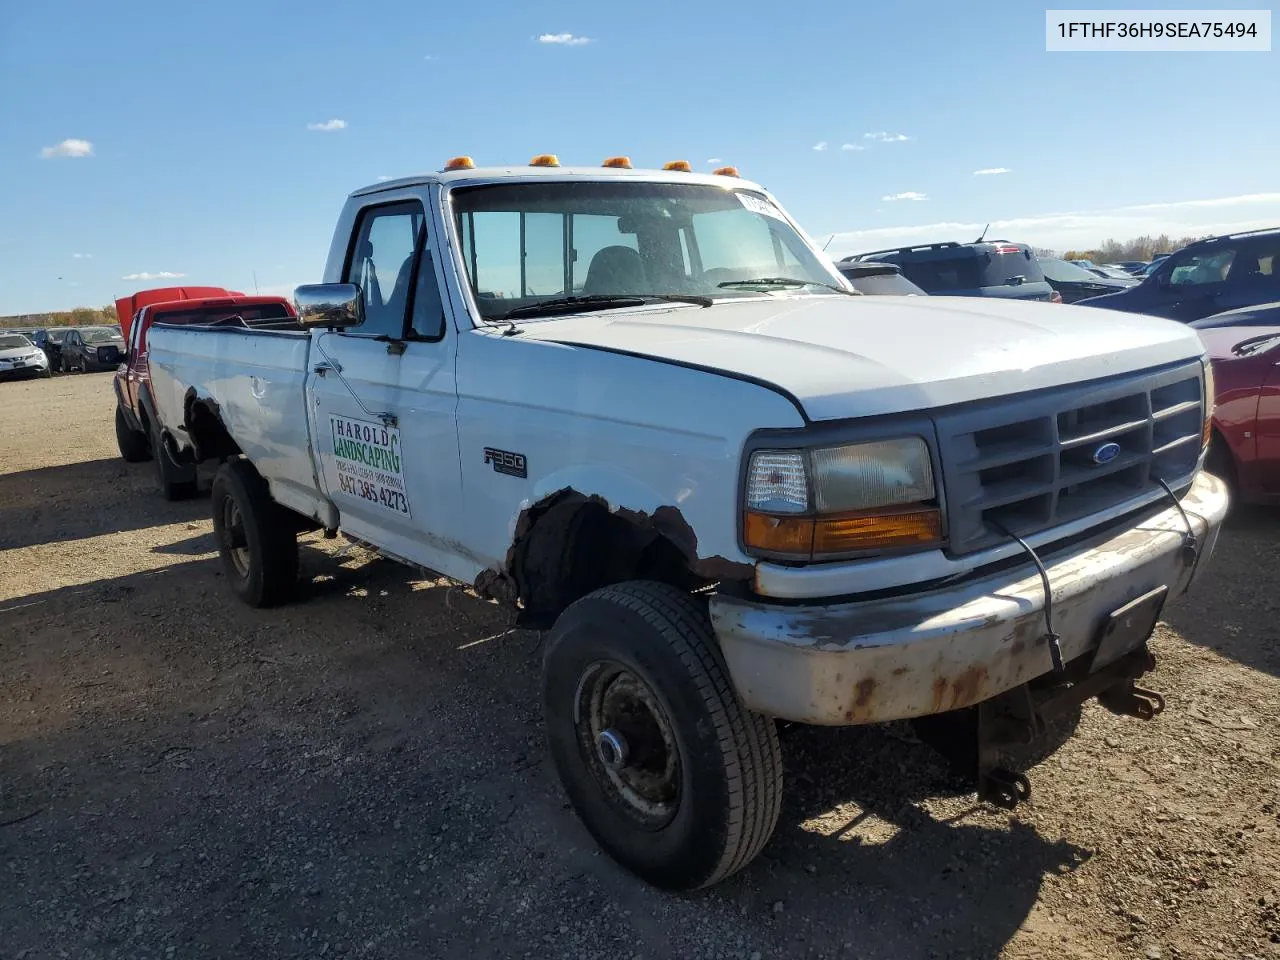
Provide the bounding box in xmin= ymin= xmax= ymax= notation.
xmin=450 ymin=181 xmax=842 ymax=320
xmin=1040 ymin=257 xmax=1106 ymax=282
xmin=0 ymin=334 xmax=33 ymax=349
xmin=82 ymin=327 xmax=122 ymax=343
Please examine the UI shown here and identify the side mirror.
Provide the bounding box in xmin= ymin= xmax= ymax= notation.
xmin=294 ymin=283 xmax=365 ymax=330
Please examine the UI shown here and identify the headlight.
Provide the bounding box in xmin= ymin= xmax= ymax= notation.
xmin=743 ymin=437 xmax=942 ymax=560
xmin=1201 ymin=359 xmax=1216 ymax=448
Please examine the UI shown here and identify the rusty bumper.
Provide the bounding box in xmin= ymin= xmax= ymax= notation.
xmin=708 ymin=471 xmax=1228 ymax=726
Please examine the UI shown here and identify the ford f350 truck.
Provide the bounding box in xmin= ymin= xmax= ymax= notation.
xmin=146 ymin=155 xmax=1228 ymax=891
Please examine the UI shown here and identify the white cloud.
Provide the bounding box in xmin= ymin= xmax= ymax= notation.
xmin=538 ymin=33 xmax=591 ymax=45
xmin=973 ymin=167 xmax=1011 ymax=176
xmin=423 ymin=54 xmax=434 ymax=60
xmin=72 ymin=253 xmax=92 ymax=259
xmin=706 ymin=157 xmax=722 ymax=165
xmin=121 ymin=271 xmax=185 ymax=281
xmin=306 ymin=119 xmax=347 ymax=132
xmin=864 ymin=131 xmax=909 ymax=143
xmin=812 ymin=141 xmax=828 ymax=152
xmin=882 ymin=191 xmax=928 ymax=201
xmin=40 ymin=138 xmax=93 ymax=158
xmin=840 ymin=143 xmax=865 ymax=152
xmin=824 ymin=192 xmax=1280 ymax=259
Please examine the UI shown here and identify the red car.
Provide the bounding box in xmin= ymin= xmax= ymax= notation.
xmin=113 ymin=292 xmax=296 ymax=499
xmin=1194 ymin=301 xmax=1280 ymax=505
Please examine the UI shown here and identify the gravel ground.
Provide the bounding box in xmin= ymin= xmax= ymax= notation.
xmin=2 ymin=372 xmax=1278 ymax=960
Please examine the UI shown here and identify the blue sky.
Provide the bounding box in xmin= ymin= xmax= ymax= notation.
xmin=1 ymin=0 xmax=1275 ymax=314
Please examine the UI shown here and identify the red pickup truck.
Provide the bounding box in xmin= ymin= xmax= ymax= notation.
xmin=113 ymin=292 xmax=296 ymax=499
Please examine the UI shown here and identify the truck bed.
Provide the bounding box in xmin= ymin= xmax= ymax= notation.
xmin=147 ymin=323 xmax=334 ymax=525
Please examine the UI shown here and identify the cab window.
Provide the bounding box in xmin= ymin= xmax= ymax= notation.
xmin=344 ymin=203 xmax=424 ymax=337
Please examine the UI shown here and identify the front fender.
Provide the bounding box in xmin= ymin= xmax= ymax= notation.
xmin=513 ymin=464 xmax=679 ymax=543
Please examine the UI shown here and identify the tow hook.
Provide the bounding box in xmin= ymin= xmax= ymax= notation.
xmin=972 ymin=646 xmax=1166 ymax=812
xmin=1099 ymin=683 xmax=1166 ymax=720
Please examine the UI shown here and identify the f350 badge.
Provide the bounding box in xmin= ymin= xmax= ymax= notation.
xmin=484 ymin=447 xmax=528 ymax=479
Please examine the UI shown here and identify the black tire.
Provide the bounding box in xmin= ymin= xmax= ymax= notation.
xmin=40 ymin=363 xmax=51 ymax=379
xmin=543 ymin=580 xmax=782 ymax=891
xmin=210 ymin=459 xmax=298 ymax=608
xmin=115 ymin=406 xmax=151 ymax=463
xmin=151 ymin=425 xmax=198 ymax=500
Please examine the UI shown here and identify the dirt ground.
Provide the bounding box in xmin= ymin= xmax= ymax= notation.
xmin=1 ymin=372 xmax=1278 ymax=960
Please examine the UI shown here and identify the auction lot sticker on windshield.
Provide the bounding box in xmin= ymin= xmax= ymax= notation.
xmin=329 ymin=415 xmax=412 ymax=518
xmin=735 ymin=192 xmax=785 ymax=221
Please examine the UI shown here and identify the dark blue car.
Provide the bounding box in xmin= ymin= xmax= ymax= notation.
xmin=1078 ymin=227 xmax=1280 ymax=322
xmin=840 ymin=240 xmax=1056 ymax=301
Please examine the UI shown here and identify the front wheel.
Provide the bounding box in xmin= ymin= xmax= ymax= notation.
xmin=543 ymin=581 xmax=783 ymax=891
xmin=210 ymin=459 xmax=298 ymax=607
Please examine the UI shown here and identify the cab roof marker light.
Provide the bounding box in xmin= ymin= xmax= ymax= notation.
xmin=602 ymin=156 xmax=633 ymax=168
xmin=530 ymin=154 xmax=560 ymax=167
xmin=662 ymin=160 xmax=693 ymax=172
xmin=712 ymin=165 xmax=740 ymax=177
xmin=443 ymin=156 xmax=475 ymax=171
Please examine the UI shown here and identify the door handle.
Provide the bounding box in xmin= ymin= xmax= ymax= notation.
xmin=313 ymin=360 xmax=342 ymax=376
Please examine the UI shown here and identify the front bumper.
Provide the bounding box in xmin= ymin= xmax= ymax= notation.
xmin=0 ymin=359 xmax=48 ymax=379
xmin=709 ymin=471 xmax=1228 ymax=725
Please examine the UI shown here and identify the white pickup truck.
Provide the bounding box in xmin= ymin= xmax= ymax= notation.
xmin=147 ymin=156 xmax=1228 ymax=891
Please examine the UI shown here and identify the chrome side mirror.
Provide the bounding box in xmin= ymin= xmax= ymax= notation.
xmin=294 ymin=283 xmax=365 ymax=329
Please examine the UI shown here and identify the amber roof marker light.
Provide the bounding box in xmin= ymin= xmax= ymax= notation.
xmin=442 ymin=156 xmax=475 ymax=171
xmin=712 ymin=165 xmax=740 ymax=177
xmin=530 ymin=154 xmax=561 ymax=167
xmin=602 ymin=156 xmax=633 ymax=168
xmin=662 ymin=160 xmax=693 ymax=171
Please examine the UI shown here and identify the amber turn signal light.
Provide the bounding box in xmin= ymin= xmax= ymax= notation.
xmin=744 ymin=508 xmax=942 ymax=559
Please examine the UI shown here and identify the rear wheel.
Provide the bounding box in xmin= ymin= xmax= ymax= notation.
xmin=115 ymin=406 xmax=150 ymax=463
xmin=151 ymin=425 xmax=197 ymax=500
xmin=211 ymin=459 xmax=298 ymax=607
xmin=543 ymin=581 xmax=782 ymax=890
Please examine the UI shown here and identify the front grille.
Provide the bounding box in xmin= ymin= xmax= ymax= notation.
xmin=936 ymin=362 xmax=1203 ymax=554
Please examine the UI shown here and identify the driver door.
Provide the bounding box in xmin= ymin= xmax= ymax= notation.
xmin=306 ymin=196 xmax=465 ymax=577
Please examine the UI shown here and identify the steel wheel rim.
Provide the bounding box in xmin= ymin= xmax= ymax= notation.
xmin=222 ymin=496 xmax=251 ymax=578
xmin=574 ymin=661 xmax=680 ymax=828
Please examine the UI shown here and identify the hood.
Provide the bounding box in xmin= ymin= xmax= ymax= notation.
xmin=1074 ymin=284 xmax=1146 ymax=309
xmin=0 ymin=344 xmax=39 ymax=361
xmin=1190 ymin=300 xmax=1280 ymax=331
xmin=520 ymin=295 xmax=1205 ymax=421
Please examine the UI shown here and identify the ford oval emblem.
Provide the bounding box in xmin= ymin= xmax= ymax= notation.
xmin=1092 ymin=441 xmax=1122 ymax=465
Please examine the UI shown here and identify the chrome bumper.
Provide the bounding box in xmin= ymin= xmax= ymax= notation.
xmin=709 ymin=472 xmax=1229 ymax=725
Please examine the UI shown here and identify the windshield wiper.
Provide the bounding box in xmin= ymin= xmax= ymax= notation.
xmin=497 ymin=293 xmax=712 ymax=322
xmin=717 ymin=277 xmax=861 ymax=296
xmin=1231 ymin=333 xmax=1280 ymax=356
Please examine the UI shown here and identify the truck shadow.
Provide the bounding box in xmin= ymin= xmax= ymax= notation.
xmin=0 ymin=550 xmax=1077 ymax=960
xmin=708 ymin=722 xmax=1087 ymax=959
xmin=1160 ymin=504 xmax=1280 ymax=680
xmin=0 ymin=458 xmax=209 ymax=550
